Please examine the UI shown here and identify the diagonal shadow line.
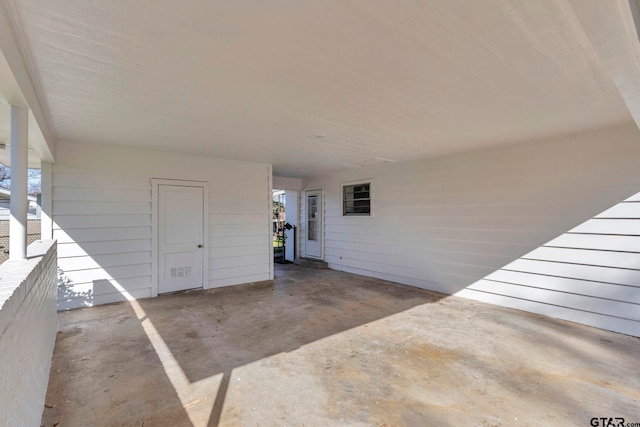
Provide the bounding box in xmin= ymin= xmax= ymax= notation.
xmin=208 ymin=371 xmax=231 ymax=427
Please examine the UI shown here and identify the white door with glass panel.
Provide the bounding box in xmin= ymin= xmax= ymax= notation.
xmin=158 ymin=185 xmax=204 ymax=293
xmin=304 ymin=190 xmax=323 ymax=259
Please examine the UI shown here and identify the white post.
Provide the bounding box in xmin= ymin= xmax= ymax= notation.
xmin=40 ymin=162 xmax=53 ymax=240
xmin=9 ymin=105 xmax=28 ymax=261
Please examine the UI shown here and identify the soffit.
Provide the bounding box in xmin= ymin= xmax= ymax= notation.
xmin=13 ymin=0 xmax=633 ymax=177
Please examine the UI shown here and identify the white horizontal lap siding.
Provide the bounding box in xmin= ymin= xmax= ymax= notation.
xmin=208 ymin=181 xmax=271 ymax=286
xmin=304 ymin=124 xmax=640 ymax=336
xmin=53 ymin=172 xmax=153 ymax=309
xmin=53 ymin=141 xmax=271 ymax=309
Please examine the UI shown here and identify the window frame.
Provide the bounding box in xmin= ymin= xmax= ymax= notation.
xmin=342 ymin=180 xmax=373 ymax=217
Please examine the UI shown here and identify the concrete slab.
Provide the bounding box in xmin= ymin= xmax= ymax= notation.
xmin=42 ymin=264 xmax=640 ymax=426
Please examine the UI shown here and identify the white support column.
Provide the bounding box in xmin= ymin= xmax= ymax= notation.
xmin=40 ymin=162 xmax=53 ymax=240
xmin=10 ymin=105 xmax=28 ymax=261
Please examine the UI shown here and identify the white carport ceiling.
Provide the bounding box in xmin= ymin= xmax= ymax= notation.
xmin=12 ymin=0 xmax=634 ymax=177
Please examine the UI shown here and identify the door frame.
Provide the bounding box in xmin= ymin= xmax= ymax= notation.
xmin=303 ymin=188 xmax=324 ymax=260
xmin=151 ymin=178 xmax=209 ymax=297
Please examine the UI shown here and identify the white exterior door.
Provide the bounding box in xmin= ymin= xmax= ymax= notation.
xmin=158 ymin=184 xmax=204 ymax=293
xmin=304 ymin=189 xmax=323 ymax=259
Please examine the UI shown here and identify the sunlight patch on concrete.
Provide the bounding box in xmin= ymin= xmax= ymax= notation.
xmin=115 ymin=286 xmax=222 ymax=426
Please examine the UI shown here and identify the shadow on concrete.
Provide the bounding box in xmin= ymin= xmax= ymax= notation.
xmin=44 ymin=263 xmax=640 ymax=427
xmin=137 ymin=264 xmax=445 ymax=426
xmin=45 ymin=264 xmax=445 ymax=426
xmin=41 ymin=295 xmax=193 ymax=427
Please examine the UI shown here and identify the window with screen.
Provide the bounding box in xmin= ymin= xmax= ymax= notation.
xmin=343 ymin=182 xmax=371 ymax=216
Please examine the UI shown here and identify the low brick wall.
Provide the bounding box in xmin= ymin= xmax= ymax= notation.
xmin=0 ymin=220 xmax=41 ymax=265
xmin=0 ymin=240 xmax=57 ymax=426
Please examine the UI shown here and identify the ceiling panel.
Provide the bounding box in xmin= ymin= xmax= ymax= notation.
xmin=12 ymin=0 xmax=633 ymax=177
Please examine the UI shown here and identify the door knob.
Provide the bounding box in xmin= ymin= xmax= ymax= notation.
xmin=198 ymin=244 xmax=203 ymax=248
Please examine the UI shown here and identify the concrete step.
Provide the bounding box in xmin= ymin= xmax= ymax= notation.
xmin=293 ymin=257 xmax=329 ymax=269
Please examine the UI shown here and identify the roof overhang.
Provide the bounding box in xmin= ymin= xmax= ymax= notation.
xmin=568 ymin=0 xmax=640 ymax=132
xmin=3 ymin=1 xmax=640 ymax=177
xmin=0 ymin=0 xmax=56 ymax=167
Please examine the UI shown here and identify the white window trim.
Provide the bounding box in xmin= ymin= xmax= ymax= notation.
xmin=342 ymin=179 xmax=374 ymax=217
xmin=303 ymin=188 xmax=325 ymax=260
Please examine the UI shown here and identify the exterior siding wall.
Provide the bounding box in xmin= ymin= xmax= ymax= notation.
xmin=303 ymin=124 xmax=640 ymax=336
xmin=0 ymin=240 xmax=57 ymax=426
xmin=54 ymin=141 xmax=271 ymax=310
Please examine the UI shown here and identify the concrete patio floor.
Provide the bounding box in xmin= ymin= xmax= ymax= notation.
xmin=42 ymin=264 xmax=640 ymax=427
